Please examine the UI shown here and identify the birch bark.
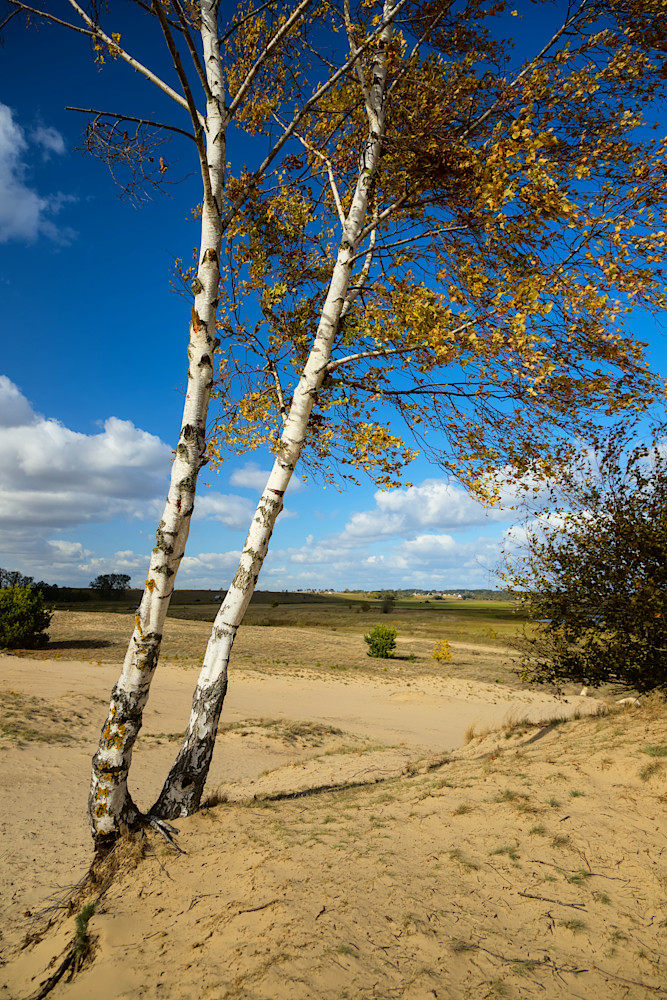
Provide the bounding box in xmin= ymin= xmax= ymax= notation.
xmin=89 ymin=0 xmax=227 ymax=846
xmin=151 ymin=0 xmax=400 ymax=821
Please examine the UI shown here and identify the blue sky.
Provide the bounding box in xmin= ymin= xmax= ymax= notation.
xmin=1 ymin=5 xmax=666 ymax=592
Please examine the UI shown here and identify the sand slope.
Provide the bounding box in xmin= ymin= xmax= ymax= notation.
xmin=1 ymin=655 xmax=666 ymax=999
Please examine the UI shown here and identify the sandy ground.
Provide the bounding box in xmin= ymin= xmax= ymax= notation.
xmin=1 ymin=653 xmax=665 ymax=999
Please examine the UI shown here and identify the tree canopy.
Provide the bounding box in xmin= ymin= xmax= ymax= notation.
xmin=208 ymin=0 xmax=667 ymax=497
xmin=90 ymin=573 xmax=132 ymax=598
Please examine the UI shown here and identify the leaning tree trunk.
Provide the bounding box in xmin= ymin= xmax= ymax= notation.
xmin=151 ymin=0 xmax=399 ymax=821
xmin=89 ymin=0 xmax=227 ymax=847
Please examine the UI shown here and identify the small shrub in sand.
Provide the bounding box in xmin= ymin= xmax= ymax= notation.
xmin=364 ymin=624 xmax=397 ymax=659
xmin=0 ymin=585 xmax=52 ymax=649
xmin=431 ymin=639 xmax=453 ymax=663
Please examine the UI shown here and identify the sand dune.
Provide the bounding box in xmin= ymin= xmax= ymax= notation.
xmin=1 ymin=653 xmax=665 ymax=999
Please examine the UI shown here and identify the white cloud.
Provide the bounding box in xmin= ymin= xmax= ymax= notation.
xmin=47 ymin=540 xmax=92 ymax=561
xmin=230 ymin=460 xmax=306 ymax=493
xmin=337 ymin=478 xmax=513 ymax=546
xmin=194 ymin=492 xmax=256 ymax=530
xmin=0 ymin=375 xmax=38 ymax=427
xmin=79 ymin=550 xmax=150 ymax=579
xmin=0 ymin=377 xmax=171 ymax=532
xmin=179 ymin=550 xmax=243 ymax=588
xmin=31 ymin=125 xmax=66 ymax=158
xmin=0 ymin=103 xmax=75 ymax=244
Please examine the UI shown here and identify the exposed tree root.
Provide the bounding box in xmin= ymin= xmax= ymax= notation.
xmin=16 ymin=832 xmax=152 ymax=1000
xmin=24 ymin=948 xmax=75 ymax=1000
xmin=147 ymin=815 xmax=185 ymax=853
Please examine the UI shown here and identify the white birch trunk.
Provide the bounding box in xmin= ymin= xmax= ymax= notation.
xmin=151 ymin=0 xmax=399 ymax=820
xmin=89 ymin=0 xmax=227 ymax=847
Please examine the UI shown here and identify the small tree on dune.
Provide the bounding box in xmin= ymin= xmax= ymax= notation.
xmin=0 ymin=586 xmax=53 ymax=649
xmin=503 ymin=427 xmax=667 ymax=694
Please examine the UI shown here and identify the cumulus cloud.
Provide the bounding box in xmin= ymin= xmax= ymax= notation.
xmin=0 ymin=103 xmax=75 ymax=244
xmin=47 ymin=540 xmax=93 ymax=561
xmin=230 ymin=460 xmax=306 ymax=493
xmin=0 ymin=377 xmax=171 ymax=531
xmin=0 ymin=374 xmax=38 ymax=427
xmin=179 ymin=550 xmax=243 ymax=588
xmin=194 ymin=492 xmax=257 ymax=530
xmin=265 ymin=474 xmax=528 ymax=589
xmin=337 ymin=478 xmax=514 ymax=546
xmin=78 ymin=550 xmax=150 ymax=579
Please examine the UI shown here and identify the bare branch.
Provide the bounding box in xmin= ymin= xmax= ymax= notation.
xmin=63 ymin=0 xmax=194 ymax=114
xmin=65 ymin=107 xmax=195 ymax=141
xmin=150 ymin=0 xmax=213 ymax=204
xmin=356 ymin=191 xmax=412 ymax=242
xmin=75 ymin=115 xmax=179 ymax=203
xmin=341 ymin=197 xmax=377 ymax=318
xmin=132 ymin=0 xmax=183 ymax=32
xmin=169 ymin=0 xmax=211 ymax=101
xmin=347 ymin=225 xmax=469 ymax=263
xmin=6 ymin=0 xmax=93 ymax=36
xmin=0 ymin=5 xmax=21 ymax=30
xmin=344 ymin=0 xmax=371 ymax=106
xmin=266 ymin=360 xmax=288 ymax=424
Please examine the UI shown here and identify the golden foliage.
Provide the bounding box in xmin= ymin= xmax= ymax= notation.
xmin=206 ymin=0 xmax=667 ymax=496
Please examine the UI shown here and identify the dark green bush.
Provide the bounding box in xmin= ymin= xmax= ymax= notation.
xmin=0 ymin=585 xmax=53 ymax=649
xmin=364 ymin=624 xmax=397 ymax=658
xmin=504 ymin=432 xmax=667 ymax=693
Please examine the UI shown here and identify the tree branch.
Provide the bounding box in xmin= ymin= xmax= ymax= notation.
xmin=219 ymin=0 xmax=274 ymax=46
xmin=0 ymin=5 xmax=21 ymax=30
xmin=325 ymin=318 xmax=479 ymax=373
xmin=356 ymin=191 xmax=412 ymax=242
xmin=65 ymin=106 xmax=196 ymax=141
xmin=6 ymin=0 xmax=93 ymax=37
xmin=64 ymin=0 xmax=193 ymax=113
xmin=150 ymin=0 xmax=212 ymax=203
xmin=341 ymin=197 xmax=377 ymax=318
xmin=347 ymin=224 xmax=469 ymax=263
xmin=344 ymin=0 xmax=371 ymax=107
xmin=285 ymin=120 xmax=346 ymax=225
xmin=266 ymin=360 xmax=288 ymax=423
xmin=460 ymin=0 xmax=590 ymax=140
xmin=170 ymin=0 xmax=211 ymax=102
xmin=218 ymin=0 xmax=410 ymax=233
xmin=226 ymin=0 xmax=313 ymax=119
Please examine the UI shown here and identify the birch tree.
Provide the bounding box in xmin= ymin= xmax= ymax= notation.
xmin=150 ymin=0 xmax=667 ymax=822
xmin=6 ymin=0 xmax=667 ymax=845
xmin=3 ymin=0 xmax=400 ymax=846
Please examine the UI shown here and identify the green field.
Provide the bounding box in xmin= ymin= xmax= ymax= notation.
xmin=52 ymin=589 xmax=526 ymax=649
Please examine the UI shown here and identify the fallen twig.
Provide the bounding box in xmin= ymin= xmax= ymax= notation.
xmin=238 ymin=898 xmax=280 ymax=914
xmin=591 ymin=965 xmax=667 ymax=993
xmin=518 ymin=891 xmax=587 ymax=910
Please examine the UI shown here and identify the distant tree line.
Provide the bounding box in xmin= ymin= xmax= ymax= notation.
xmin=0 ymin=569 xmax=132 ymax=601
xmin=340 ymin=588 xmax=512 ymax=601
